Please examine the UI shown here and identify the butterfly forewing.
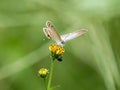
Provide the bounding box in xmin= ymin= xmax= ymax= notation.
xmin=45 ymin=21 xmax=63 ymax=45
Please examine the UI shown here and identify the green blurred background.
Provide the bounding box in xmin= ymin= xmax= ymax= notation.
xmin=0 ymin=0 xmax=120 ymax=90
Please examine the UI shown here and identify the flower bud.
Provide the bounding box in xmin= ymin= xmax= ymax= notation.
xmin=38 ymin=68 xmax=48 ymax=78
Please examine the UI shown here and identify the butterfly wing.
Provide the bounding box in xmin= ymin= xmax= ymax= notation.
xmin=43 ymin=21 xmax=63 ymax=45
xmin=43 ymin=27 xmax=51 ymax=39
xmin=61 ymin=29 xmax=88 ymax=42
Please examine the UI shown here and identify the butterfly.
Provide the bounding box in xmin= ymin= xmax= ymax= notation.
xmin=43 ymin=20 xmax=88 ymax=46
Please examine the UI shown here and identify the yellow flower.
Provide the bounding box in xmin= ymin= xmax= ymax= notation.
xmin=38 ymin=68 xmax=49 ymax=78
xmin=49 ymin=44 xmax=65 ymax=61
xmin=49 ymin=44 xmax=64 ymax=55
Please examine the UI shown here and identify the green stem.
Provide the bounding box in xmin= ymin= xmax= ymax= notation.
xmin=43 ymin=78 xmax=47 ymax=90
xmin=47 ymin=59 xmax=54 ymax=90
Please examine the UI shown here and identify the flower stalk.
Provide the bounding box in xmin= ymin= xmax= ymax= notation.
xmin=47 ymin=59 xmax=54 ymax=90
xmin=39 ymin=43 xmax=65 ymax=90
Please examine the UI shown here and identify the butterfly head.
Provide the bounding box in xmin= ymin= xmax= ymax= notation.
xmin=57 ymin=41 xmax=65 ymax=47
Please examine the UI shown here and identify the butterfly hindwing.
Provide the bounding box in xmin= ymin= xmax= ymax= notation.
xmin=43 ymin=28 xmax=52 ymax=39
xmin=61 ymin=29 xmax=88 ymax=42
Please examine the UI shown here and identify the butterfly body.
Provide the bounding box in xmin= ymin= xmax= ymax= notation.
xmin=43 ymin=21 xmax=88 ymax=46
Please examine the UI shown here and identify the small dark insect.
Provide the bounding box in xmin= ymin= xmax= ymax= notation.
xmin=57 ymin=56 xmax=63 ymax=62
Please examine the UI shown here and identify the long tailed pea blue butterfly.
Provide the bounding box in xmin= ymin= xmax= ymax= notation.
xmin=43 ymin=21 xmax=88 ymax=46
